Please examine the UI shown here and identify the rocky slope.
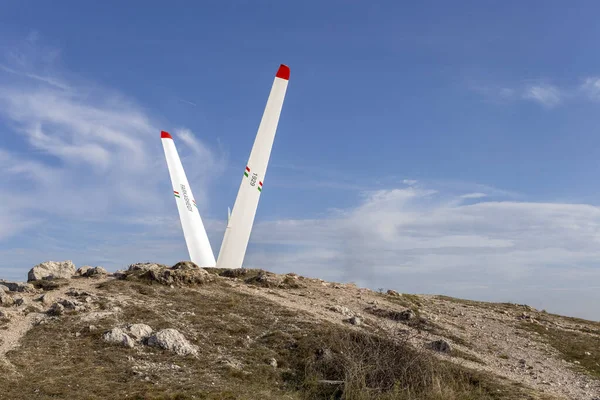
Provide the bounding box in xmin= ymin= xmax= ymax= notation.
xmin=0 ymin=261 xmax=598 ymax=399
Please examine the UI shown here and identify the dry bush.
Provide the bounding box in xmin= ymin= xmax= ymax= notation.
xmin=285 ymin=326 xmax=547 ymax=400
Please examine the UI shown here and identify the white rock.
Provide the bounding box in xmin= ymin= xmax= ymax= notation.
xmin=0 ymin=293 xmax=15 ymax=306
xmin=128 ymin=263 xmax=166 ymax=272
xmin=0 ymin=281 xmax=35 ymax=292
xmin=76 ymin=266 xmax=93 ymax=276
xmin=102 ymin=327 xmax=135 ymax=348
xmin=28 ymin=260 xmax=76 ymax=281
xmin=48 ymin=303 xmax=65 ymax=316
xmin=147 ymin=328 xmax=198 ymax=356
xmin=328 ymin=305 xmax=353 ymax=316
xmin=83 ymin=267 xmax=108 ymax=277
xmin=126 ymin=324 xmax=153 ymax=341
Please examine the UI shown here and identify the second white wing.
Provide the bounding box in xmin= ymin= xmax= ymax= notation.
xmin=161 ymin=131 xmax=216 ymax=267
xmin=216 ymin=64 xmax=290 ymax=269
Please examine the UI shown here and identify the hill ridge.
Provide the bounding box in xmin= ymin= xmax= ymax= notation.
xmin=0 ymin=262 xmax=598 ymax=399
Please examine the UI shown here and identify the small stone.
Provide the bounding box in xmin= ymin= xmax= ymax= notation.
xmin=328 ymin=305 xmax=353 ymax=316
xmin=399 ymin=309 xmax=416 ymax=321
xmin=112 ymin=270 xmax=127 ymax=279
xmin=39 ymin=294 xmax=54 ymax=306
xmin=76 ymin=266 xmax=93 ymax=276
xmin=171 ymin=261 xmax=199 ymax=270
xmin=83 ymin=266 xmax=108 ymax=277
xmin=48 ymin=303 xmax=65 ymax=316
xmin=347 ymin=316 xmax=362 ymax=326
xmin=0 ymin=281 xmax=35 ymax=293
xmin=126 ymin=323 xmax=153 ymax=341
xmin=268 ymin=358 xmax=278 ymax=368
xmin=147 ymin=328 xmax=198 ymax=356
xmin=0 ymin=293 xmax=15 ymax=307
xmin=429 ymin=339 xmax=451 ymax=353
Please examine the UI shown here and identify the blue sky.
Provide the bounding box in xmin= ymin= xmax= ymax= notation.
xmin=1 ymin=1 xmax=600 ymax=320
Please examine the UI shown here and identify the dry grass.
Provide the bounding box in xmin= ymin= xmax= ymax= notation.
xmin=519 ymin=322 xmax=600 ymax=379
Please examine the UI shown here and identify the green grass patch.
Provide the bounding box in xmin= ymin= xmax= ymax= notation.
xmin=519 ymin=322 xmax=600 ymax=379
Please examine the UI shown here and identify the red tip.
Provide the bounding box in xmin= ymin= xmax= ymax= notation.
xmin=161 ymin=131 xmax=172 ymax=139
xmin=276 ymin=64 xmax=290 ymax=81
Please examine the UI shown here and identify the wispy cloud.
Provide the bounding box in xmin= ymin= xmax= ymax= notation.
xmin=0 ymin=63 xmax=71 ymax=91
xmin=580 ymin=77 xmax=600 ymax=101
xmin=245 ymin=185 xmax=600 ymax=320
xmin=0 ymin=36 xmax=225 ymax=274
xmin=460 ymin=192 xmax=487 ymax=199
xmin=472 ymin=80 xmax=578 ymax=108
xmin=522 ymin=84 xmax=561 ymax=107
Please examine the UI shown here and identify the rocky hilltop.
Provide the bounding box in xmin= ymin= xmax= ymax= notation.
xmin=0 ymin=261 xmax=599 ymax=400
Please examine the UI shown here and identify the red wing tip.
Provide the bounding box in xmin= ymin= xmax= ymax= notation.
xmin=161 ymin=131 xmax=173 ymax=139
xmin=276 ymin=64 xmax=290 ymax=80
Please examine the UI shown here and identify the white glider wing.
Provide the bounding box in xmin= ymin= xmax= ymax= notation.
xmin=161 ymin=130 xmax=216 ymax=267
xmin=216 ymin=64 xmax=290 ymax=269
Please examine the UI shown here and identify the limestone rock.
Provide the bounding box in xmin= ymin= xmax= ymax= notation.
xmin=28 ymin=261 xmax=76 ymax=281
xmin=112 ymin=270 xmax=127 ymax=279
xmin=128 ymin=263 xmax=167 ymax=273
xmin=14 ymin=297 xmax=26 ymax=306
xmin=102 ymin=327 xmax=135 ymax=348
xmin=126 ymin=323 xmax=153 ymax=341
xmin=147 ymin=267 xmax=212 ymax=286
xmin=66 ymin=289 xmax=93 ymax=298
xmin=268 ymin=358 xmax=278 ymax=368
xmin=48 ymin=303 xmax=65 ymax=316
xmin=76 ymin=266 xmax=93 ymax=276
xmin=399 ymin=309 xmax=416 ymax=321
xmin=0 ymin=293 xmax=14 ymax=307
xmin=58 ymin=298 xmax=84 ymax=311
xmin=0 ymin=280 xmax=35 ymax=293
xmin=83 ymin=266 xmax=108 ymax=278
xmin=147 ymin=328 xmax=198 ymax=356
xmin=171 ymin=261 xmax=200 ymax=270
xmin=329 ymin=305 xmax=353 ymax=316
xmin=38 ymin=293 xmax=54 ymax=306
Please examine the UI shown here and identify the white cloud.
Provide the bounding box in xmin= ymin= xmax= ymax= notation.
xmin=460 ymin=192 xmax=487 ymax=199
xmin=580 ymin=77 xmax=600 ymax=101
xmin=402 ymin=179 xmax=418 ymax=186
xmin=0 ymin=38 xmax=224 ymax=248
xmin=522 ymin=84 xmax=561 ymax=107
xmin=246 ymin=186 xmax=600 ymax=320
